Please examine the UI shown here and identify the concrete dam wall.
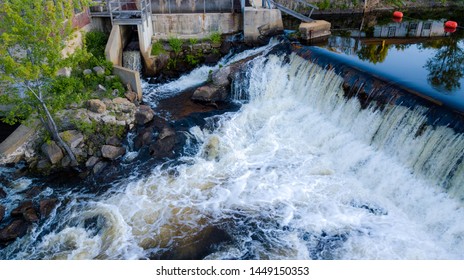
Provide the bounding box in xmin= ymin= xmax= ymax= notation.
xmin=151 ymin=0 xmax=243 ymax=13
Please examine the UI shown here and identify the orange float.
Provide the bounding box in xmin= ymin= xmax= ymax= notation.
xmin=444 ymin=26 xmax=457 ymax=33
xmin=444 ymin=21 xmax=458 ymax=29
xmin=393 ymin=11 xmax=404 ymax=18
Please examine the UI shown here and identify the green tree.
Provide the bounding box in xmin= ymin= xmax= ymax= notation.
xmin=0 ymin=0 xmax=91 ymax=166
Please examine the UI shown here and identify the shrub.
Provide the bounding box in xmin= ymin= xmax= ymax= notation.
xmin=185 ymin=54 xmax=200 ymax=66
xmin=209 ymin=32 xmax=222 ymax=44
xmin=85 ymin=31 xmax=108 ymax=60
xmin=151 ymin=41 xmax=165 ymax=56
xmin=168 ymin=37 xmax=183 ymax=55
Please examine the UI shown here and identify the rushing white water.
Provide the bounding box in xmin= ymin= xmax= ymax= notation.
xmin=3 ymin=47 xmax=464 ymax=260
xmin=122 ymin=51 xmax=142 ymax=74
xmin=142 ymin=39 xmax=279 ymax=106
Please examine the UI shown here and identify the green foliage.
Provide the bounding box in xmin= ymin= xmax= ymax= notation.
xmin=168 ymin=37 xmax=183 ymax=55
xmin=189 ymin=38 xmax=199 ymax=45
xmin=71 ymin=118 xmax=125 ymax=140
xmin=185 ymin=54 xmax=200 ymax=66
xmin=209 ymin=32 xmax=222 ymax=44
xmin=317 ymin=0 xmax=331 ymax=10
xmin=100 ymin=123 xmax=126 ymax=139
xmin=385 ymin=0 xmax=404 ymax=7
xmin=167 ymin=58 xmax=178 ymax=69
xmin=151 ymin=41 xmax=165 ymax=56
xmin=71 ymin=119 xmax=98 ymax=137
xmin=0 ymin=0 xmax=92 ymax=125
xmin=84 ymin=31 xmax=108 ymax=60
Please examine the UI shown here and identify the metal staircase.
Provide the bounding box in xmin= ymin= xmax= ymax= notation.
xmin=89 ymin=0 xmax=152 ymax=30
xmin=109 ymin=0 xmax=152 ymax=29
xmin=263 ymin=0 xmax=317 ymax=22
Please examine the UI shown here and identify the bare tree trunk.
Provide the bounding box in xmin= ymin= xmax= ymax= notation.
xmin=26 ymin=84 xmax=79 ymax=167
xmin=38 ymin=100 xmax=79 ymax=166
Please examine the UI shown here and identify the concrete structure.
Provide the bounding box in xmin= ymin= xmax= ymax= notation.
xmin=299 ymin=20 xmax=331 ymax=40
xmin=113 ymin=65 xmax=143 ymax=101
xmin=152 ymin=13 xmax=242 ymax=39
xmin=0 ymin=121 xmax=39 ymax=164
xmin=151 ymin=0 xmax=241 ymax=13
xmin=243 ymin=7 xmax=284 ymax=43
xmin=105 ymin=24 xmax=143 ymax=99
xmin=105 ymin=25 xmax=134 ymax=66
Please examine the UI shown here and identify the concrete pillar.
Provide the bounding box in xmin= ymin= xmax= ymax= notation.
xmin=138 ymin=20 xmax=153 ymax=53
xmin=105 ymin=25 xmax=122 ymax=66
xmin=299 ymin=20 xmax=331 ymax=40
xmin=251 ymin=0 xmax=263 ymax=7
xmin=243 ymin=7 xmax=283 ymax=44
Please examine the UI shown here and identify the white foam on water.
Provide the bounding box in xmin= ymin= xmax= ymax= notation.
xmin=3 ymin=47 xmax=464 ymax=260
xmin=142 ymin=39 xmax=280 ymax=107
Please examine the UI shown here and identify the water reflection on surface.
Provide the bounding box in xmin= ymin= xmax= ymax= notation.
xmin=300 ymin=11 xmax=464 ymax=110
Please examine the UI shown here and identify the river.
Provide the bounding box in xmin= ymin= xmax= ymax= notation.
xmin=1 ymin=14 xmax=464 ymax=259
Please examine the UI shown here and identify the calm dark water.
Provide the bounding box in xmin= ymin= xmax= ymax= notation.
xmin=287 ymin=11 xmax=464 ymax=111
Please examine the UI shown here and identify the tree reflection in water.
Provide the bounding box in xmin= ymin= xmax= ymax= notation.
xmin=422 ymin=36 xmax=464 ymax=93
xmin=357 ymin=41 xmax=390 ymax=64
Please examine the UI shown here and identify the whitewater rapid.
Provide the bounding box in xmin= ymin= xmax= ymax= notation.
xmin=2 ymin=45 xmax=464 ymax=260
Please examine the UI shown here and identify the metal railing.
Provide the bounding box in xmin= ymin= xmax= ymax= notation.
xmin=264 ymin=0 xmax=317 ymax=22
xmin=98 ymin=0 xmax=152 ymax=30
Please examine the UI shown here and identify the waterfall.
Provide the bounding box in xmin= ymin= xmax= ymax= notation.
xmin=122 ymin=51 xmax=142 ymax=74
xmin=2 ymin=42 xmax=464 ymax=260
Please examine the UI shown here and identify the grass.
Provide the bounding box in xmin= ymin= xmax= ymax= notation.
xmin=209 ymin=32 xmax=222 ymax=44
xmin=151 ymin=41 xmax=165 ymax=56
xmin=168 ymin=37 xmax=183 ymax=55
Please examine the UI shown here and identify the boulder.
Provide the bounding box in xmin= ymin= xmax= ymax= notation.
xmin=10 ymin=201 xmax=39 ymax=222
xmin=93 ymin=161 xmax=108 ymax=174
xmin=192 ymin=85 xmax=228 ymax=102
xmin=39 ymin=198 xmax=58 ymax=218
xmin=59 ymin=130 xmax=84 ymax=149
xmin=212 ymin=66 xmax=231 ymax=87
xmin=0 ymin=205 xmax=5 ymax=222
xmin=57 ymin=67 xmax=72 ymax=78
xmin=36 ymin=159 xmax=52 ymax=171
xmin=101 ymin=145 xmax=126 ymax=160
xmin=135 ymin=105 xmax=155 ymax=125
xmin=85 ymin=156 xmax=100 ymax=168
xmin=61 ymin=156 xmax=71 ymax=168
xmin=41 ymin=141 xmax=64 ymax=165
xmin=83 ymin=69 xmax=92 ymax=75
xmin=149 ymin=130 xmax=177 ymax=158
xmin=113 ymin=97 xmax=136 ymax=113
xmin=105 ymin=75 xmax=116 ymax=82
xmin=125 ymin=91 xmax=137 ymax=103
xmin=23 ymin=207 xmax=39 ymax=222
xmin=106 ymin=136 xmax=122 ymax=147
xmin=0 ymin=187 xmax=6 ymax=199
xmin=11 ymin=201 xmax=34 ymax=217
xmin=97 ymin=84 xmax=107 ymax=92
xmin=134 ymin=128 xmax=153 ymax=150
xmin=93 ymin=66 xmax=105 ymax=76
xmin=0 ymin=219 xmax=30 ymax=242
xmin=24 ymin=186 xmax=44 ymax=199
xmin=87 ymin=99 xmax=106 ymax=113
xmin=159 ymin=126 xmax=176 ymax=140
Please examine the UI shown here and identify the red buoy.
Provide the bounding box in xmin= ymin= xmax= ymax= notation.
xmin=393 ymin=11 xmax=403 ymax=18
xmin=393 ymin=17 xmax=402 ymax=23
xmin=444 ymin=26 xmax=457 ymax=33
xmin=445 ymin=21 xmax=458 ymax=29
